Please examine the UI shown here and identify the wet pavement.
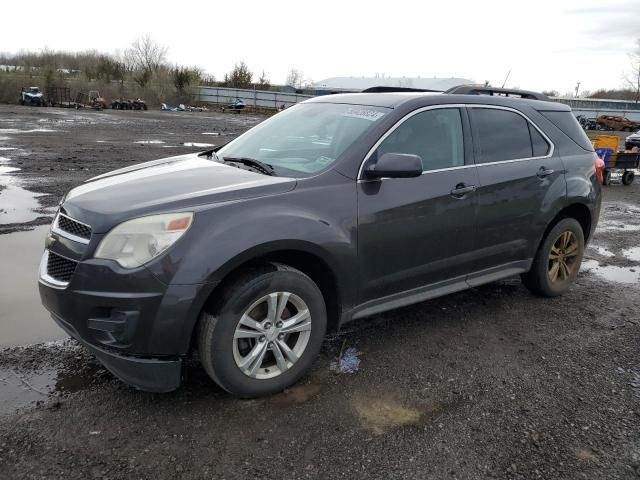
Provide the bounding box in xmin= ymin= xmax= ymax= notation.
xmin=0 ymin=105 xmax=638 ymax=479
xmin=0 ymin=226 xmax=66 ymax=348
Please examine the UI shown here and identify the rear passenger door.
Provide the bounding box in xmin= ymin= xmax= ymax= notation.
xmin=468 ymin=106 xmax=565 ymax=280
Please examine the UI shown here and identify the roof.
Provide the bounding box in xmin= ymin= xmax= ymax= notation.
xmin=312 ymin=76 xmax=473 ymax=92
xmin=304 ymin=91 xmax=571 ymax=111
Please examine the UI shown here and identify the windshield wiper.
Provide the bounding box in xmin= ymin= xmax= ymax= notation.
xmin=222 ymin=157 xmax=276 ymax=176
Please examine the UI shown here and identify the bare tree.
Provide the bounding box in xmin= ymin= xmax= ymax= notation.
xmin=125 ymin=35 xmax=167 ymax=87
xmin=126 ymin=35 xmax=167 ymax=72
xmin=624 ymin=39 xmax=640 ymax=103
xmin=285 ymin=69 xmax=303 ymax=88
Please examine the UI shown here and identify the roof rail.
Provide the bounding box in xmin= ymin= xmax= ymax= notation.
xmin=445 ymin=85 xmax=550 ymax=101
xmin=361 ymin=86 xmax=440 ymax=93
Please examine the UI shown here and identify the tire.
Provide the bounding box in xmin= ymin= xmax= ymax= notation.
xmin=198 ymin=263 xmax=327 ymax=398
xmin=521 ymin=218 xmax=585 ymax=297
xmin=603 ymin=169 xmax=611 ymax=186
xmin=622 ymin=170 xmax=635 ymax=186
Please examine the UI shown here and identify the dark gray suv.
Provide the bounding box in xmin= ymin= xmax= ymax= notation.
xmin=38 ymin=86 xmax=601 ymax=397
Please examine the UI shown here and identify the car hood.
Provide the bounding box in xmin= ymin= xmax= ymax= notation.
xmin=62 ymin=153 xmax=296 ymax=233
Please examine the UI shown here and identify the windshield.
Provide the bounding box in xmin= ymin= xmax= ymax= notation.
xmin=217 ymin=103 xmax=389 ymax=177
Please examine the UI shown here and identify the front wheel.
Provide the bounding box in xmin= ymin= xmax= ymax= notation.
xmin=521 ymin=218 xmax=585 ymax=297
xmin=198 ymin=263 xmax=327 ymax=397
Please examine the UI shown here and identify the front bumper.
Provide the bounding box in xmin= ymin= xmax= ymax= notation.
xmin=38 ymin=227 xmax=208 ymax=392
xmin=50 ymin=311 xmax=182 ymax=392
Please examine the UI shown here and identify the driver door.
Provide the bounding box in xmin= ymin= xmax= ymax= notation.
xmin=357 ymin=107 xmax=479 ymax=303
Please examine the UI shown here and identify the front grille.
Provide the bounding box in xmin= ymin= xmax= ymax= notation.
xmin=57 ymin=214 xmax=92 ymax=240
xmin=47 ymin=252 xmax=78 ymax=283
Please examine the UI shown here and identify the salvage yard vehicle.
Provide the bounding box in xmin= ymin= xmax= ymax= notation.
xmin=75 ymin=90 xmax=108 ymax=110
xmin=625 ymin=130 xmax=640 ymax=150
xmin=596 ymin=115 xmax=640 ymax=132
xmin=111 ymin=98 xmax=148 ymax=110
xmin=39 ymin=86 xmax=602 ymax=397
xmin=19 ymin=86 xmax=45 ymax=106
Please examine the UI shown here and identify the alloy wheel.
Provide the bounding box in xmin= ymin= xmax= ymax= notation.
xmin=548 ymin=231 xmax=579 ymax=284
xmin=233 ymin=292 xmax=312 ymax=379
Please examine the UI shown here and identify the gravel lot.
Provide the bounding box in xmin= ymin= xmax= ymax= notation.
xmin=0 ymin=105 xmax=639 ymax=480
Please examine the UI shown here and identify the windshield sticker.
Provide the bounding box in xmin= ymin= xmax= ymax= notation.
xmin=342 ymin=108 xmax=384 ymax=121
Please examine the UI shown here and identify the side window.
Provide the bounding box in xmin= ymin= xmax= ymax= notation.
xmin=529 ymin=123 xmax=550 ymax=157
xmin=472 ymin=108 xmax=534 ymax=163
xmin=376 ymin=108 xmax=464 ymax=172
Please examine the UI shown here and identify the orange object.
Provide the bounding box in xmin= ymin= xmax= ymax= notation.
xmin=591 ymin=135 xmax=620 ymax=152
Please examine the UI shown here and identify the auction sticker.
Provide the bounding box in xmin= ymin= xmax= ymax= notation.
xmin=342 ymin=108 xmax=385 ymax=121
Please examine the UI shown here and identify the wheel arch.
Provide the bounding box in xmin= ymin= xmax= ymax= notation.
xmin=540 ymin=202 xmax=593 ymax=247
xmin=187 ymin=241 xmax=348 ymax=353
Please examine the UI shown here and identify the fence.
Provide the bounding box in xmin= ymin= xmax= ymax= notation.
xmin=195 ymin=86 xmax=314 ymax=110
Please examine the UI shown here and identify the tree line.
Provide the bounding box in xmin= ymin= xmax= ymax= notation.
xmin=0 ymin=36 xmax=309 ymax=106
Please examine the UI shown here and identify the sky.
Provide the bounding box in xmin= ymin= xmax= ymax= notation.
xmin=0 ymin=0 xmax=638 ymax=95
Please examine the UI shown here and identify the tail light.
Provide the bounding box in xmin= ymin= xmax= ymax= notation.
xmin=594 ymin=155 xmax=605 ymax=185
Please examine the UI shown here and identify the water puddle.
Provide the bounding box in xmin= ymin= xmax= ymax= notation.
xmin=0 ymin=367 xmax=56 ymax=416
xmin=623 ymin=247 xmax=640 ymax=262
xmin=581 ymin=260 xmax=640 ymax=284
xmin=183 ymin=142 xmax=215 ymax=148
xmin=0 ymin=128 xmax=55 ymax=133
xmin=134 ymin=140 xmax=165 ymax=144
xmin=0 ymin=226 xmax=67 ymax=347
xmin=588 ymin=245 xmax=615 ymax=258
xmin=0 ymin=167 xmax=51 ymax=224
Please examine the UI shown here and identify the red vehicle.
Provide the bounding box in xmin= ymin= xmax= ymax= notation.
xmin=111 ymin=98 xmax=148 ymax=110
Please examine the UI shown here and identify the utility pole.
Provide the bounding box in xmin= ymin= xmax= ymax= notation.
xmin=574 ymin=81 xmax=581 ymax=98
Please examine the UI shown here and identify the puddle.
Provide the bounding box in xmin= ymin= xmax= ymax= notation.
xmin=0 ymin=128 xmax=55 ymax=133
xmin=0 ymin=226 xmax=67 ymax=347
xmin=134 ymin=140 xmax=165 ymax=144
xmin=183 ymin=142 xmax=215 ymax=148
xmin=588 ymin=245 xmax=615 ymax=258
xmin=0 ymin=167 xmax=51 ymax=224
xmin=0 ymin=367 xmax=56 ymax=416
xmin=623 ymin=247 xmax=640 ymax=262
xmin=352 ymin=396 xmax=423 ymax=435
xmin=581 ymin=260 xmax=640 ymax=284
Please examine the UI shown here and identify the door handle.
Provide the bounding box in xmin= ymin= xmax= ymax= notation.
xmin=450 ymin=183 xmax=477 ymax=198
xmin=537 ymin=166 xmax=555 ymax=178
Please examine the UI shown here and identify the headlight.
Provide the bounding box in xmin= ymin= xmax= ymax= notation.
xmin=95 ymin=213 xmax=193 ymax=268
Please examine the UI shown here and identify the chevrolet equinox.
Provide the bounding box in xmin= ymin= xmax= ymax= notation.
xmin=39 ymin=86 xmax=602 ymax=397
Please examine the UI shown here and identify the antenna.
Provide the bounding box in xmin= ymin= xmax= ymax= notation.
xmin=501 ymin=70 xmax=511 ymax=88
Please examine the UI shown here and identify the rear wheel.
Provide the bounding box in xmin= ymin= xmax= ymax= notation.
xmin=198 ymin=263 xmax=327 ymax=397
xmin=622 ymin=170 xmax=635 ymax=186
xmin=521 ymin=218 xmax=585 ymax=297
xmin=603 ymin=169 xmax=612 ymax=186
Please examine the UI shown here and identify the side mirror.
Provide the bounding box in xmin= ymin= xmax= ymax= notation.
xmin=363 ymin=153 xmax=423 ymax=179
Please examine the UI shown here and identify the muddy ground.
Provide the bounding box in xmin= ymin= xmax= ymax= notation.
xmin=0 ymin=105 xmax=639 ymax=479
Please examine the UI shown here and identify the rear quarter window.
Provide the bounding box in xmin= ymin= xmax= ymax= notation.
xmin=539 ymin=111 xmax=594 ymax=151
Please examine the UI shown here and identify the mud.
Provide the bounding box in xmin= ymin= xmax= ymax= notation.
xmin=0 ymin=105 xmax=639 ymax=479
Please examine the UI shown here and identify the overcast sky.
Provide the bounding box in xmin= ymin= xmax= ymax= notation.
xmin=1 ymin=0 xmax=638 ymax=94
